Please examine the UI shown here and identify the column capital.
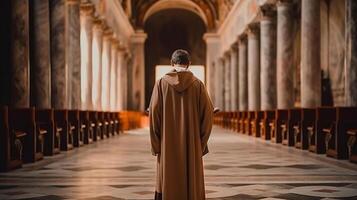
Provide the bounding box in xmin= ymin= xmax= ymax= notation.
xmin=203 ymin=33 xmax=220 ymax=44
xmin=92 ymin=17 xmax=104 ymax=31
xmin=230 ymin=43 xmax=238 ymax=52
xmin=238 ymin=33 xmax=247 ymax=43
xmin=260 ymin=4 xmax=276 ymax=21
xmin=131 ymin=30 xmax=147 ymax=44
xmin=224 ymin=51 xmax=231 ymax=59
xmin=65 ymin=0 xmax=80 ymax=5
xmin=247 ymin=23 xmax=260 ymax=38
xmin=80 ymin=3 xmax=95 ymax=16
xmin=277 ymin=0 xmax=294 ymax=7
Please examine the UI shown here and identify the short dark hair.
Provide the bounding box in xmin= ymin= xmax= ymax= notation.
xmin=171 ymin=49 xmax=191 ymax=65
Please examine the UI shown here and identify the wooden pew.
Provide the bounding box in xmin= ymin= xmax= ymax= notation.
xmin=89 ymin=111 xmax=101 ymax=141
xmin=301 ymin=109 xmax=316 ymax=152
xmin=106 ymin=112 xmax=115 ymax=136
xmin=80 ymin=111 xmax=93 ymax=144
xmin=68 ymin=110 xmax=82 ymax=148
xmin=239 ymin=111 xmax=247 ymax=133
xmin=0 ymin=107 xmax=26 ymax=171
xmin=98 ymin=111 xmax=108 ymax=139
xmin=289 ymin=108 xmax=304 ymax=149
xmin=251 ymin=111 xmax=263 ymax=137
xmin=328 ymin=107 xmax=357 ymax=160
xmin=259 ymin=111 xmax=274 ymax=140
xmin=274 ymin=110 xmax=287 ymax=144
xmin=112 ymin=112 xmax=120 ymax=135
xmin=232 ymin=112 xmax=239 ymax=132
xmin=8 ymin=107 xmax=46 ymax=163
xmin=307 ymin=107 xmax=330 ymax=154
xmin=54 ymin=110 xmax=73 ymax=151
xmin=244 ymin=111 xmax=253 ymax=135
xmin=267 ymin=111 xmax=276 ymax=141
xmin=36 ymin=109 xmax=60 ymax=156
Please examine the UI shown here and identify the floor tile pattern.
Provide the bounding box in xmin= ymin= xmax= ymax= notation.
xmin=0 ymin=127 xmax=357 ymax=200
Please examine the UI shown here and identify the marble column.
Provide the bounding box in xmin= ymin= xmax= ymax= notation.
xmin=224 ymin=52 xmax=231 ymax=111
xmin=260 ymin=5 xmax=277 ymax=110
xmin=92 ymin=18 xmax=103 ymax=110
xmin=116 ymin=46 xmax=125 ymax=110
xmin=277 ymin=1 xmax=295 ymax=109
xmin=345 ymin=0 xmax=357 ymax=106
xmin=50 ymin=0 xmax=81 ymax=109
xmin=238 ymin=35 xmax=248 ymax=111
xmin=10 ymin=0 xmax=30 ymax=108
xmin=110 ymin=39 xmax=118 ymax=111
xmin=215 ymin=57 xmax=225 ymax=111
xmin=230 ymin=44 xmax=239 ymax=111
xmin=247 ymin=24 xmax=261 ymax=111
xmin=301 ymin=0 xmax=321 ymax=108
xmin=130 ymin=31 xmax=147 ymax=111
xmin=203 ymin=33 xmax=220 ymax=102
xmin=80 ymin=3 xmax=94 ymax=110
xmin=30 ymin=0 xmax=51 ymax=108
xmin=102 ymin=27 xmax=112 ymax=111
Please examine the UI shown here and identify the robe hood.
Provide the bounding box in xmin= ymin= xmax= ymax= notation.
xmin=162 ymin=70 xmax=197 ymax=93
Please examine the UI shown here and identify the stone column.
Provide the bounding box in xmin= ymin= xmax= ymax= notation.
xmin=260 ymin=5 xmax=277 ymax=110
xmin=130 ymin=30 xmax=147 ymax=111
xmin=80 ymin=3 xmax=94 ymax=110
xmin=301 ymin=0 xmax=321 ymax=108
xmin=215 ymin=57 xmax=225 ymax=111
xmin=92 ymin=18 xmax=103 ymax=110
xmin=224 ymin=52 xmax=231 ymax=111
xmin=345 ymin=0 xmax=357 ymax=106
xmin=110 ymin=39 xmax=118 ymax=111
xmin=102 ymin=27 xmax=112 ymax=111
xmin=10 ymin=0 xmax=30 ymax=108
xmin=247 ymin=24 xmax=261 ymax=111
xmin=30 ymin=0 xmax=51 ymax=108
xmin=277 ymin=1 xmax=295 ymax=109
xmin=238 ymin=35 xmax=248 ymax=111
xmin=230 ymin=44 xmax=239 ymax=110
xmin=116 ymin=46 xmax=124 ymax=110
xmin=203 ymin=33 xmax=220 ymax=102
xmin=50 ymin=0 xmax=81 ymax=109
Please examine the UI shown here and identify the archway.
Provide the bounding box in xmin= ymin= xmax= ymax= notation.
xmin=144 ymin=9 xmax=207 ymax=107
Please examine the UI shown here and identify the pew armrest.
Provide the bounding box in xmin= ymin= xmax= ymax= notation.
xmin=70 ymin=126 xmax=75 ymax=131
xmin=38 ymin=128 xmax=47 ymax=135
xmin=15 ymin=130 xmax=27 ymax=138
xmin=347 ymin=129 xmax=357 ymax=136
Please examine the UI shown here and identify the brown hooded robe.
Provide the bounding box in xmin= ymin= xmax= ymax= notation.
xmin=149 ymin=70 xmax=213 ymax=200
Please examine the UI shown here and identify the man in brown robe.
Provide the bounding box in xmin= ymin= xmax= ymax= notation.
xmin=149 ymin=49 xmax=214 ymax=200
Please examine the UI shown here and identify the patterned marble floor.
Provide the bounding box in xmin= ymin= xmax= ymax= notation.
xmin=0 ymin=127 xmax=357 ymax=200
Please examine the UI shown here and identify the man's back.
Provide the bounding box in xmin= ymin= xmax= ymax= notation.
xmin=149 ymin=69 xmax=213 ymax=200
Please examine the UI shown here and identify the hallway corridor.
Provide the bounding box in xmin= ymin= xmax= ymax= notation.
xmin=0 ymin=127 xmax=357 ymax=200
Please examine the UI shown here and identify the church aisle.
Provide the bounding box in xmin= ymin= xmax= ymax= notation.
xmin=0 ymin=127 xmax=357 ymax=200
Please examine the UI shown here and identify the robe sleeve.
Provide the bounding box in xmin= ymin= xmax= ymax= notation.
xmin=199 ymin=82 xmax=214 ymax=156
xmin=149 ymin=80 xmax=162 ymax=156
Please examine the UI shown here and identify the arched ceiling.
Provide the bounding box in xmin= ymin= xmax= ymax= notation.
xmin=120 ymin=0 xmax=236 ymax=31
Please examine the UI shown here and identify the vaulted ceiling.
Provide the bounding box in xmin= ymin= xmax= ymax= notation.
xmin=120 ymin=0 xmax=235 ymax=31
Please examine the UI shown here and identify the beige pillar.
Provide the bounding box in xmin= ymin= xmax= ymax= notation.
xmin=224 ymin=52 xmax=231 ymax=111
xmin=301 ymin=0 xmax=321 ymax=108
xmin=260 ymin=5 xmax=277 ymax=110
xmin=50 ymin=0 xmax=81 ymax=109
xmin=203 ymin=33 xmax=220 ymax=102
xmin=238 ymin=35 xmax=248 ymax=111
xmin=102 ymin=27 xmax=112 ymax=111
xmin=215 ymin=57 xmax=225 ymax=110
xmin=230 ymin=44 xmax=239 ymax=110
xmin=247 ymin=24 xmax=261 ymax=111
xmin=110 ymin=39 xmax=118 ymax=111
xmin=92 ymin=18 xmax=103 ymax=110
xmin=277 ymin=0 xmax=295 ymax=109
xmin=80 ymin=3 xmax=94 ymax=110
xmin=130 ymin=31 xmax=147 ymax=111
xmin=345 ymin=0 xmax=357 ymax=106
xmin=30 ymin=0 xmax=51 ymax=108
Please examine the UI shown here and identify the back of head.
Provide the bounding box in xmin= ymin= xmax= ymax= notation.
xmin=171 ymin=49 xmax=191 ymax=66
